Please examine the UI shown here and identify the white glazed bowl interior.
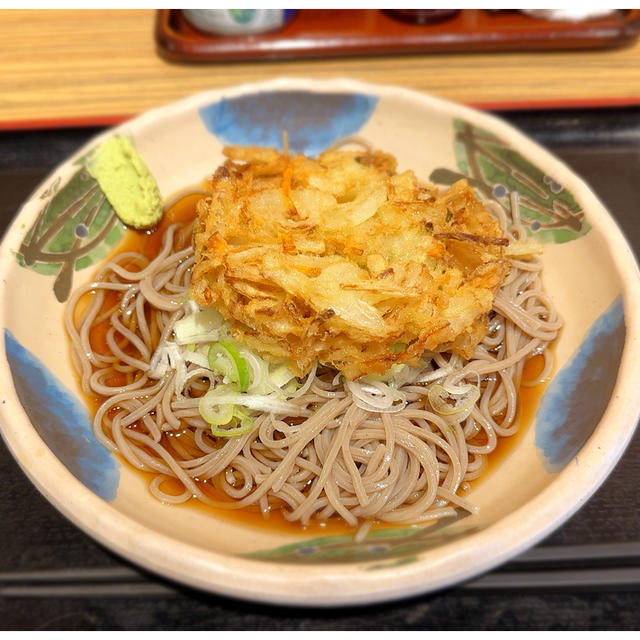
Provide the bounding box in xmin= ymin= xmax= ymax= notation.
xmin=1 ymin=78 xmax=639 ymax=606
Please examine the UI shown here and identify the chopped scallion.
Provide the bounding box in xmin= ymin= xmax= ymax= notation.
xmin=208 ymin=341 xmax=251 ymax=392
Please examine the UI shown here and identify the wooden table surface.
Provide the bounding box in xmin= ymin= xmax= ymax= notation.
xmin=2 ymin=8 xmax=640 ymax=130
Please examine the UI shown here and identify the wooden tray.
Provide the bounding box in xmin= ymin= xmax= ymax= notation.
xmin=155 ymin=9 xmax=640 ymax=63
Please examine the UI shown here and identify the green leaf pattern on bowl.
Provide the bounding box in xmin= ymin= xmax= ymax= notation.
xmin=430 ymin=119 xmax=589 ymax=244
xmin=15 ymin=163 xmax=124 ymax=302
xmin=245 ymin=510 xmax=476 ymax=567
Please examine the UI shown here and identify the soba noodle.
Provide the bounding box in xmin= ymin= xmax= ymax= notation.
xmin=64 ymin=191 xmax=561 ymax=528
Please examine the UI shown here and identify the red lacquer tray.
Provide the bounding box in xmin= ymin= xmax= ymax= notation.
xmin=155 ymin=9 xmax=640 ymax=63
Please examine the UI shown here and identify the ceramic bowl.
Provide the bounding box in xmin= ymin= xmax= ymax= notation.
xmin=1 ymin=78 xmax=639 ymax=606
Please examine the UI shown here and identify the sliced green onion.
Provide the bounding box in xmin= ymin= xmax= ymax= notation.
xmin=427 ymin=383 xmax=480 ymax=417
xmin=232 ymin=406 xmax=254 ymax=429
xmin=198 ymin=393 xmax=256 ymax=437
xmin=208 ymin=341 xmax=250 ymax=392
xmin=210 ymin=407 xmax=254 ymax=438
xmin=210 ymin=423 xmax=253 ymax=438
xmin=282 ymin=378 xmax=300 ymax=395
xmin=199 ymin=384 xmax=310 ymax=418
xmin=173 ymin=307 xmax=223 ymax=345
xmin=268 ymin=363 xmax=296 ymax=389
xmin=199 ymin=398 xmax=234 ymax=426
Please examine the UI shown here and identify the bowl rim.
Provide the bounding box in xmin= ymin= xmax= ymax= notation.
xmin=1 ymin=76 xmax=639 ymax=607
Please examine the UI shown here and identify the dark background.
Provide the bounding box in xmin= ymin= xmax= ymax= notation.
xmin=1 ymin=108 xmax=640 ymax=630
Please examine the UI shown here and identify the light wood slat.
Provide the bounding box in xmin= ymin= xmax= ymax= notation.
xmin=1 ymin=9 xmax=640 ymax=127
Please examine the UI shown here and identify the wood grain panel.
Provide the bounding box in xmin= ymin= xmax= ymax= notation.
xmin=1 ymin=9 xmax=640 ymax=128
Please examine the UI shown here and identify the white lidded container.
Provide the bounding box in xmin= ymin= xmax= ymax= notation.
xmin=182 ymin=9 xmax=296 ymax=35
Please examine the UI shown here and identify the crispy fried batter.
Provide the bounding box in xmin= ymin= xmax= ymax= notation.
xmin=191 ymin=145 xmax=509 ymax=379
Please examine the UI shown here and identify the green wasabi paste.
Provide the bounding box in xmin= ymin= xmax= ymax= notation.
xmin=88 ymin=136 xmax=163 ymax=229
